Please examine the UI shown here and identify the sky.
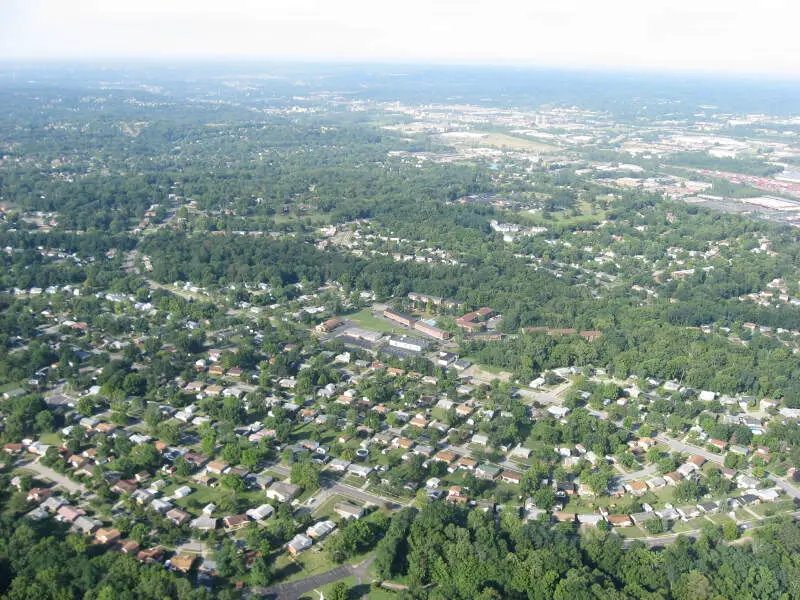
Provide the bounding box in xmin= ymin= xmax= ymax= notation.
xmin=1 ymin=0 xmax=799 ymax=77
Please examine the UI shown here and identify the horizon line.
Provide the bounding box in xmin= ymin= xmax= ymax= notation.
xmin=0 ymin=57 xmax=798 ymax=83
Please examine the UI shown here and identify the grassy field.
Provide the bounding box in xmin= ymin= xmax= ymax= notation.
xmin=520 ymin=200 xmax=607 ymax=229
xmin=345 ymin=309 xmax=409 ymax=335
xmin=440 ymin=131 xmax=558 ymax=153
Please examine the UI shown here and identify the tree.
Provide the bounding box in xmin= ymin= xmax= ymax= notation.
xmin=221 ymin=473 xmax=246 ymax=492
xmin=533 ymin=487 xmax=556 ymax=511
xmin=215 ymin=539 xmax=244 ymax=578
xmin=248 ymin=555 xmax=273 ymax=587
xmin=34 ymin=410 xmax=55 ymax=433
xmin=329 ymin=582 xmax=350 ymax=600
xmin=674 ymin=571 xmax=712 ymax=600
xmin=722 ymin=519 xmax=740 ymax=541
xmin=644 ymin=518 xmax=665 ymax=535
xmin=291 ymin=460 xmax=320 ymax=490
xmin=674 ymin=479 xmax=702 ymax=503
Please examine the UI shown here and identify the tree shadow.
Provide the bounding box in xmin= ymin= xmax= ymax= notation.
xmin=273 ymin=560 xmax=302 ymax=581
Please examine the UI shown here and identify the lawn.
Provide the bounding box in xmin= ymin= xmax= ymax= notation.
xmin=312 ymin=494 xmax=348 ymax=518
xmin=274 ymin=547 xmax=337 ymax=584
xmin=0 ymin=382 xmax=23 ymax=394
xmin=616 ymin=526 xmax=647 ymax=538
xmin=562 ymin=495 xmax=618 ymax=512
xmin=304 ymin=575 xmax=359 ymax=600
xmin=707 ymin=513 xmax=734 ymax=524
xmin=38 ymin=432 xmax=62 ymax=445
xmin=166 ymin=483 xmax=269 ymax=515
xmin=341 ymin=475 xmax=368 ymax=488
xmin=672 ymin=519 xmax=701 ymax=533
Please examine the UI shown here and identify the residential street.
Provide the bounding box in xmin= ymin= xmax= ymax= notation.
xmin=17 ymin=458 xmax=87 ymax=494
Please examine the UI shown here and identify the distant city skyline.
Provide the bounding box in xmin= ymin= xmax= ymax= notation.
xmin=1 ymin=0 xmax=798 ymax=77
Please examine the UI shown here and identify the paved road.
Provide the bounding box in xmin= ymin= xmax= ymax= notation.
xmin=619 ymin=463 xmax=657 ymax=482
xmin=330 ymin=482 xmax=407 ymax=508
xmin=18 ymin=459 xmax=87 ymax=494
xmin=768 ymin=473 xmax=800 ymax=501
xmin=623 ymin=530 xmax=700 ymax=548
xmin=255 ymin=555 xmax=374 ymax=600
xmin=655 ymin=434 xmax=722 ymax=464
xmin=269 ymin=462 xmax=408 ymax=509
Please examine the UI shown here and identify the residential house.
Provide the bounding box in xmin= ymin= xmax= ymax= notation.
xmin=306 ymin=520 xmax=337 ymax=540
xmin=287 ymin=534 xmax=313 ymax=556
xmin=246 ymin=504 xmax=274 ymax=521
xmin=626 ymin=481 xmax=648 ymax=496
xmin=266 ymin=482 xmax=300 ymax=502
xmin=607 ymin=515 xmax=633 ymax=528
xmin=167 ymin=508 xmax=191 ymax=526
xmin=223 ymin=514 xmax=250 ymax=531
xmin=476 ymin=464 xmax=501 ymax=481
xmin=334 ymin=502 xmax=365 ymax=520
xmin=168 ymin=554 xmax=196 ymax=573
xmin=95 ymin=528 xmax=121 ymax=545
xmin=190 ymin=516 xmax=217 ymax=532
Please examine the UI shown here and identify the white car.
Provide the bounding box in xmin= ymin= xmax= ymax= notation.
xmin=306 ymin=497 xmax=317 ymax=506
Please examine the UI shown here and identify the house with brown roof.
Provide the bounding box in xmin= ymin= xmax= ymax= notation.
xmin=607 ymin=514 xmax=633 ymax=527
xmin=433 ymin=449 xmax=457 ymax=464
xmin=206 ymin=460 xmax=229 ymax=475
xmin=553 ymin=511 xmax=576 ymax=523
xmin=625 ymin=481 xmax=648 ymax=496
xmin=95 ymin=528 xmax=121 ymax=545
xmin=394 ymin=437 xmax=414 ymax=450
xmin=501 ymin=471 xmax=521 ymax=485
xmin=3 ymin=443 xmax=24 ymax=455
xmin=112 ymin=479 xmax=138 ymax=494
xmin=456 ymin=456 xmax=477 ymax=470
xmin=409 ymin=415 xmax=428 ymax=429
xmin=708 ymin=439 xmax=728 ymax=451
xmin=223 ymin=514 xmax=250 ymax=531
xmin=169 ymin=554 xmax=196 ymax=573
xmin=315 ymin=318 xmax=343 ymax=334
xmin=120 ymin=540 xmax=140 ymax=555
xmin=688 ymin=455 xmax=707 ymax=468
xmin=137 ymin=547 xmax=165 ymax=564
xmin=664 ymin=472 xmax=684 ymax=486
xmin=455 ymin=404 xmax=473 ymax=417
xmin=166 ymin=508 xmax=191 ymax=526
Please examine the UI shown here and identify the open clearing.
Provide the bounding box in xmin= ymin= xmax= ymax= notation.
xmin=438 ymin=131 xmax=558 ymax=153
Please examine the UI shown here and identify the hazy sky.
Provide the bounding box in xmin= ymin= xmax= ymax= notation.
xmin=1 ymin=0 xmax=798 ymax=76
